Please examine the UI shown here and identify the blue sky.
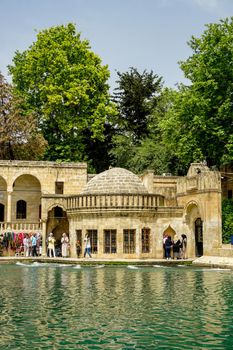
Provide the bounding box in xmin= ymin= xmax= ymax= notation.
xmin=1 ymin=0 xmax=233 ymax=90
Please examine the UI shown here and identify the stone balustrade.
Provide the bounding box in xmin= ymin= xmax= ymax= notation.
xmin=0 ymin=222 xmax=42 ymax=232
xmin=66 ymin=194 xmax=164 ymax=211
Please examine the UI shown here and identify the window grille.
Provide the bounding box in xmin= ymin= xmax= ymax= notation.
xmin=123 ymin=229 xmax=135 ymax=254
xmin=142 ymin=228 xmax=150 ymax=253
xmin=55 ymin=181 xmax=64 ymax=194
xmin=16 ymin=200 xmax=26 ymax=219
xmin=104 ymin=230 xmax=117 ymax=253
xmin=86 ymin=229 xmax=98 ymax=253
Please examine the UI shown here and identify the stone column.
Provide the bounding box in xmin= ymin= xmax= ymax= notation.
xmin=7 ymin=191 xmax=12 ymax=227
xmin=69 ymin=218 xmax=77 ymax=258
xmin=117 ymin=226 xmax=123 ymax=257
xmin=136 ymin=226 xmax=140 ymax=257
xmin=41 ymin=220 xmax=47 ymax=257
xmin=98 ymin=223 xmax=104 ymax=255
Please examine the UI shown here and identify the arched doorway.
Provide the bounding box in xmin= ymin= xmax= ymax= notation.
xmin=195 ymin=218 xmax=203 ymax=257
xmin=163 ymin=225 xmax=176 ymax=258
xmin=163 ymin=225 xmax=176 ymax=240
xmin=47 ymin=206 xmax=69 ymax=257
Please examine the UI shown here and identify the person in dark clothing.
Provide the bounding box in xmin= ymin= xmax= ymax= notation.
xmin=165 ymin=236 xmax=173 ymax=259
xmin=181 ymin=234 xmax=187 ymax=259
xmin=173 ymin=236 xmax=182 ymax=259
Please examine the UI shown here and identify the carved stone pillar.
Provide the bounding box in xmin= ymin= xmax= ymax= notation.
xmin=42 ymin=221 xmax=47 ymax=257
xmin=69 ymin=218 xmax=77 ymax=258
xmin=7 ymin=191 xmax=12 ymax=226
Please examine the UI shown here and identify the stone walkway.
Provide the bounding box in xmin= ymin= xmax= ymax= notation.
xmin=192 ymin=255 xmax=233 ymax=269
xmin=0 ymin=256 xmax=193 ymax=266
xmin=1 ymin=255 xmax=233 ymax=268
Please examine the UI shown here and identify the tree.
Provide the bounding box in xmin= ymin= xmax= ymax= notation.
xmin=110 ymin=68 xmax=163 ymax=171
xmin=110 ymin=88 xmax=177 ymax=174
xmin=222 ymin=198 xmax=233 ymax=243
xmin=9 ymin=23 xmax=116 ymax=163
xmin=112 ymin=67 xmax=163 ymax=142
xmin=160 ymin=17 xmax=233 ymax=169
xmin=0 ymin=72 xmax=47 ymax=160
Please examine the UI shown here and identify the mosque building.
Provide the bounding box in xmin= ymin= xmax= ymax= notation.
xmin=0 ymin=160 xmax=223 ymax=259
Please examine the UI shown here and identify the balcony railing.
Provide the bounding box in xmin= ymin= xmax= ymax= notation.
xmin=0 ymin=222 xmax=42 ymax=233
xmin=66 ymin=194 xmax=164 ymax=211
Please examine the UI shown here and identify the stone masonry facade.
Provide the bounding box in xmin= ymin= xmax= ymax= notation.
xmin=0 ymin=160 xmax=223 ymax=259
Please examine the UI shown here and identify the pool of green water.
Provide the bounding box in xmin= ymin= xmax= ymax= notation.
xmin=0 ymin=263 xmax=233 ymax=349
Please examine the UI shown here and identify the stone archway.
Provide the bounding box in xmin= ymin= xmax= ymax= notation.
xmin=0 ymin=176 xmax=7 ymax=223
xmin=184 ymin=201 xmax=203 ymax=258
xmin=13 ymin=174 xmax=41 ymax=222
xmin=47 ymin=206 xmax=69 ymax=257
xmin=163 ymin=225 xmax=177 ymax=258
xmin=163 ymin=225 xmax=176 ymax=239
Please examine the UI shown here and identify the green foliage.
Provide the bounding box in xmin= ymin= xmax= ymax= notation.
xmin=0 ymin=72 xmax=47 ymax=160
xmin=110 ymin=86 xmax=186 ymax=175
xmin=222 ymin=198 xmax=233 ymax=243
xmin=112 ymin=67 xmax=163 ymax=141
xmin=110 ymin=67 xmax=168 ymax=173
xmin=9 ymin=23 xmax=116 ymax=164
xmin=160 ymin=17 xmax=233 ymax=169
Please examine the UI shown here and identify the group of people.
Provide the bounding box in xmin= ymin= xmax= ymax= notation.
xmin=163 ymin=234 xmax=187 ymax=260
xmin=48 ymin=232 xmax=92 ymax=258
xmin=47 ymin=232 xmax=69 ymax=258
xmin=23 ymin=233 xmax=42 ymax=257
xmin=0 ymin=231 xmax=42 ymax=256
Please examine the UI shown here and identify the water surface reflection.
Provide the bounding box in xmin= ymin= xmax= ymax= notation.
xmin=0 ymin=264 xmax=233 ymax=349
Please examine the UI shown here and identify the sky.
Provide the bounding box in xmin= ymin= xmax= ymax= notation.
xmin=1 ymin=0 xmax=233 ymax=91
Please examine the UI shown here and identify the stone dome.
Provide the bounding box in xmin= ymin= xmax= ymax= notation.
xmin=82 ymin=167 xmax=148 ymax=195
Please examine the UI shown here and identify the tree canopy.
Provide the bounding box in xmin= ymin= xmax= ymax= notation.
xmin=0 ymin=72 xmax=47 ymax=160
xmin=160 ymin=17 xmax=233 ymax=170
xmin=9 ymin=23 xmax=116 ymax=163
xmin=110 ymin=68 xmax=164 ymax=172
xmin=112 ymin=67 xmax=163 ymax=141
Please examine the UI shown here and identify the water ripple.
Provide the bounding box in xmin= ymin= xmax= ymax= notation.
xmin=0 ymin=265 xmax=233 ymax=349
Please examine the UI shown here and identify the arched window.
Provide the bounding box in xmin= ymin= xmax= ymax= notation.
xmin=16 ymin=200 xmax=27 ymax=219
xmin=0 ymin=203 xmax=4 ymax=222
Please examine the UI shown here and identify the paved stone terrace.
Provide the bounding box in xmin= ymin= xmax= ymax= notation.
xmin=1 ymin=256 xmax=233 ymax=268
xmin=0 ymin=256 xmax=193 ymax=266
xmin=192 ymin=256 xmax=233 ymax=269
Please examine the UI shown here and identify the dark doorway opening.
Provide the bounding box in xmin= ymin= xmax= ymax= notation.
xmin=195 ymin=218 xmax=203 ymax=257
xmin=0 ymin=203 xmax=4 ymax=222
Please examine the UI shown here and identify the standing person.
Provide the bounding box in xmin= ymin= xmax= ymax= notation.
xmin=28 ymin=234 xmax=32 ymax=256
xmin=31 ymin=233 xmax=38 ymax=257
xmin=165 ymin=236 xmax=173 ymax=260
xmin=76 ymin=239 xmax=81 ymax=258
xmin=163 ymin=234 xmax=168 ymax=258
xmin=48 ymin=232 xmax=56 ymax=257
xmin=37 ymin=233 xmax=42 ymax=256
xmin=173 ymin=235 xmax=181 ymax=260
xmin=23 ymin=234 xmax=30 ymax=257
xmin=84 ymin=234 xmax=92 ymax=258
xmin=181 ymin=234 xmax=187 ymax=259
xmin=61 ymin=233 xmax=69 ymax=258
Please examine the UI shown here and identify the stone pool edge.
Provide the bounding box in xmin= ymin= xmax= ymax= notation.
xmin=1 ymin=256 xmax=233 ymax=269
xmin=0 ymin=256 xmax=194 ymax=266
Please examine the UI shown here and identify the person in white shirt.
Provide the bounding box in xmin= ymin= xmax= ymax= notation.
xmin=48 ymin=232 xmax=56 ymax=257
xmin=23 ymin=234 xmax=30 ymax=257
xmin=84 ymin=234 xmax=92 ymax=258
xmin=61 ymin=232 xmax=69 ymax=257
